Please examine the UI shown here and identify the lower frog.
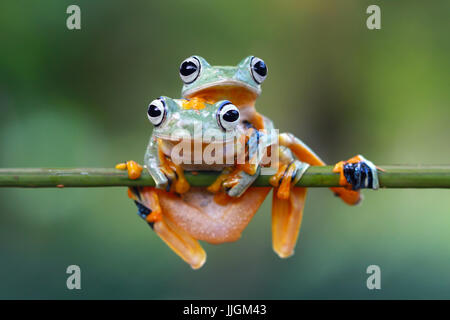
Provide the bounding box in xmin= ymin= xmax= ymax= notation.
xmin=117 ymin=97 xmax=378 ymax=269
xmin=117 ymin=97 xmax=274 ymax=269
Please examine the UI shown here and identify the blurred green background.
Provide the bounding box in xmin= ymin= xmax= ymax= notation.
xmin=0 ymin=0 xmax=449 ymax=299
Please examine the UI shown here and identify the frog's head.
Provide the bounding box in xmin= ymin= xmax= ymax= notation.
xmin=147 ymin=96 xmax=244 ymax=144
xmin=179 ymin=56 xmax=268 ymax=106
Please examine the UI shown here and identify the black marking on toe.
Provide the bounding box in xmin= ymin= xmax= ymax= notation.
xmin=165 ymin=178 xmax=172 ymax=192
xmin=343 ymin=161 xmax=374 ymax=190
xmin=290 ymin=162 xmax=299 ymax=184
xmin=343 ymin=163 xmax=359 ymax=190
xmin=277 ymin=161 xmax=294 ymax=186
xmin=367 ymin=167 xmax=374 ymax=189
xmin=130 ymin=186 xmax=141 ymax=200
xmin=134 ymin=201 xmax=154 ymax=229
xmin=291 ymin=171 xmax=297 ymax=184
xmin=134 ymin=201 xmax=151 ymax=218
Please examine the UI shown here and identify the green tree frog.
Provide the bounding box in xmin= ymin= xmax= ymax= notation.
xmin=119 ymin=97 xmax=276 ymax=269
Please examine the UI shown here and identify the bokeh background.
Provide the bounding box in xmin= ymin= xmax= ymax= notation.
xmin=0 ymin=0 xmax=449 ymax=299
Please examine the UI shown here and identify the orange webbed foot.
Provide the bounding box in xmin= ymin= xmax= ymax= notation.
xmin=129 ymin=187 xmax=163 ymax=226
xmin=270 ymin=161 xmax=309 ymax=200
xmin=116 ymin=160 xmax=143 ymax=180
xmin=156 ymin=152 xmax=190 ymax=194
xmin=165 ymin=159 xmax=190 ymax=194
xmin=129 ymin=186 xmax=205 ymax=269
xmin=207 ymin=166 xmax=260 ymax=198
xmin=333 ymin=155 xmax=379 ymax=191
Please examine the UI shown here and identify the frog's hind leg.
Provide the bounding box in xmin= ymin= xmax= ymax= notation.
xmin=272 ymin=187 xmax=307 ymax=258
xmin=128 ymin=187 xmax=206 ymax=269
xmin=153 ymin=215 xmax=206 ymax=270
xmin=270 ymin=160 xmax=309 ymax=258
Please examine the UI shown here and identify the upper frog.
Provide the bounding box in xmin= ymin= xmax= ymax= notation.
xmin=180 ymin=55 xmax=267 ymax=100
xmin=178 ymin=56 xmax=269 ymax=131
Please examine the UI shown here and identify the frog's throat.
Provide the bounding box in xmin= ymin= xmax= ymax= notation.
xmin=183 ymin=80 xmax=261 ymax=100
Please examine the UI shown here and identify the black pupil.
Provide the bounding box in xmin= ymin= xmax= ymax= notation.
xmin=253 ymin=60 xmax=267 ymax=76
xmin=223 ymin=109 xmax=239 ymax=122
xmin=148 ymin=105 xmax=162 ymax=118
xmin=180 ymin=61 xmax=197 ymax=76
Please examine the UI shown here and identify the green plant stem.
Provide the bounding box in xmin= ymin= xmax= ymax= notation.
xmin=0 ymin=166 xmax=449 ymax=188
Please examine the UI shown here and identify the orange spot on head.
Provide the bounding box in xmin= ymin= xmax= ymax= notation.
xmin=187 ymin=86 xmax=264 ymax=128
xmin=181 ymin=97 xmax=207 ymax=110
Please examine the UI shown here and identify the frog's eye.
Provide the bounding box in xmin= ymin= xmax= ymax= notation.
xmin=250 ymin=57 xmax=267 ymax=84
xmin=147 ymin=98 xmax=166 ymax=127
xmin=217 ymin=102 xmax=240 ymax=131
xmin=179 ymin=56 xmax=201 ymax=84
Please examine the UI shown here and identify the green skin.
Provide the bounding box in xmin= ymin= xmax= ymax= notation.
xmin=149 ymin=98 xmax=240 ymax=141
xmin=181 ymin=55 xmax=274 ymax=131
xmin=181 ymin=56 xmax=262 ymax=98
xmin=144 ymin=97 xmax=265 ymax=197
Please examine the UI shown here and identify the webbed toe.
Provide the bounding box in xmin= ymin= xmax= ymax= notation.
xmin=333 ymin=155 xmax=379 ymax=190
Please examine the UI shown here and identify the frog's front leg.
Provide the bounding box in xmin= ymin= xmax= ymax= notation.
xmin=333 ymin=155 xmax=379 ymax=190
xmin=116 ymin=137 xmax=189 ymax=193
xmin=144 ymin=137 xmax=169 ymax=189
xmin=128 ymin=187 xmax=206 ymax=269
xmin=278 ymin=132 xmax=378 ymax=205
xmin=207 ymin=166 xmax=261 ymax=198
xmin=145 ymin=137 xmax=190 ymax=194
xmin=207 ymin=127 xmax=266 ymax=198
xmin=115 ymin=137 xmax=164 ymax=183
